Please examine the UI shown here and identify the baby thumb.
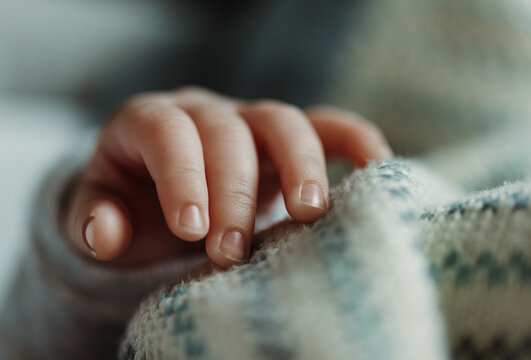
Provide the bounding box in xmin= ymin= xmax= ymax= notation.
xmin=66 ymin=183 xmax=132 ymax=261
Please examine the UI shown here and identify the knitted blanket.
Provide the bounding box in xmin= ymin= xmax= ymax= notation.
xmin=119 ymin=153 xmax=531 ymax=360
xmin=120 ymin=1 xmax=531 ymax=358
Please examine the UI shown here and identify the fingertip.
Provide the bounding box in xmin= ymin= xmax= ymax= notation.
xmin=359 ymin=135 xmax=394 ymax=165
xmin=306 ymin=106 xmax=393 ymax=167
xmin=218 ymin=231 xmax=246 ymax=262
xmin=83 ymin=200 xmax=132 ymax=261
xmin=378 ymin=144 xmax=394 ymax=159
xmin=205 ymin=230 xmax=249 ymax=269
xmin=287 ymin=182 xmax=329 ymax=222
xmin=171 ymin=203 xmax=209 ymax=241
xmin=299 ymin=182 xmax=327 ymax=210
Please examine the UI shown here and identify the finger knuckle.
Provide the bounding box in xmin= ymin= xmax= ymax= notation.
xmin=165 ymin=164 xmax=205 ymax=179
xmin=227 ymin=180 xmax=256 ymax=209
xmin=130 ymin=106 xmax=188 ymax=138
xmin=209 ymin=121 xmax=252 ymax=142
xmin=123 ymin=92 xmax=164 ymax=109
xmin=250 ymin=100 xmax=302 ymax=118
xmin=190 ymin=106 xmax=230 ymax=123
xmin=281 ymin=150 xmax=324 ymax=174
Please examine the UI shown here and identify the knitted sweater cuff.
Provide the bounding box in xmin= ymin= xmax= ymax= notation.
xmin=32 ymin=149 xmax=210 ymax=321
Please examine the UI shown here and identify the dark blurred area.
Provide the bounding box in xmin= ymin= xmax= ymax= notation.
xmin=0 ymin=0 xmax=363 ymax=122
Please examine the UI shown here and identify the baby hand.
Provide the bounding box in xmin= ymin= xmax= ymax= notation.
xmin=64 ymin=87 xmax=392 ymax=268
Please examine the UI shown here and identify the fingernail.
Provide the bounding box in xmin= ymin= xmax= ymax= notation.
xmin=83 ymin=216 xmax=97 ymax=257
xmin=179 ymin=204 xmax=204 ymax=233
xmin=299 ymin=183 xmax=326 ymax=209
xmin=219 ymin=231 xmax=246 ymax=262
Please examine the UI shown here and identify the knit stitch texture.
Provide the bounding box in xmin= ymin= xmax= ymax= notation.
xmin=120 ymin=155 xmax=531 ymax=359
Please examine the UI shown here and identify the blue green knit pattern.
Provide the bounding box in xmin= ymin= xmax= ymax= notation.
xmin=122 ymin=157 xmax=531 ymax=360
xmin=121 ymin=158 xmax=531 ymax=360
xmin=121 ymin=160 xmax=448 ymax=360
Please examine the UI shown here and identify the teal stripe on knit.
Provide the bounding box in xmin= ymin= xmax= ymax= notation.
xmin=235 ymin=263 xmax=295 ymax=360
xmin=430 ymin=250 xmax=531 ymax=286
xmin=421 ymin=190 xmax=530 ymax=221
xmin=310 ymin=217 xmax=387 ymax=359
xmin=309 ymin=161 xmax=434 ymax=358
xmin=159 ymin=285 xmax=210 ymax=359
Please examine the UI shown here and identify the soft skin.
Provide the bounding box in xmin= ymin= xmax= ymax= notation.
xmin=65 ymin=87 xmax=393 ymax=269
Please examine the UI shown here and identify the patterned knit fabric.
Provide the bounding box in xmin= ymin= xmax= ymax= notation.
xmin=120 ymin=156 xmax=531 ymax=360
xmin=120 ymin=1 xmax=531 ymax=358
